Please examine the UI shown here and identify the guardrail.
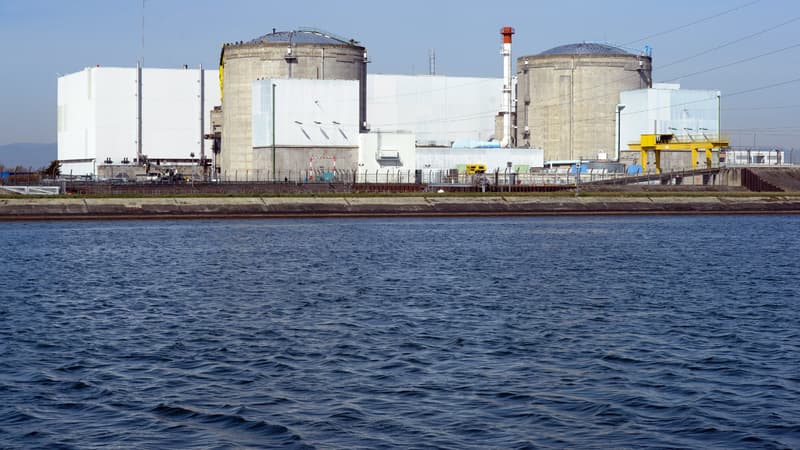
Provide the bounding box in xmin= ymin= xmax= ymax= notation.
xmin=0 ymin=186 xmax=61 ymax=195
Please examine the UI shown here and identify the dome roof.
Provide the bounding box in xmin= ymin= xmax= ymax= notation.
xmin=248 ymin=28 xmax=361 ymax=46
xmin=538 ymin=43 xmax=631 ymax=56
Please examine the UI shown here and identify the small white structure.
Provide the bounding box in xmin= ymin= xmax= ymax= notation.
xmin=726 ymin=149 xmax=786 ymax=166
xmin=358 ymin=132 xmax=416 ymax=169
xmin=57 ymin=66 xmax=219 ymax=177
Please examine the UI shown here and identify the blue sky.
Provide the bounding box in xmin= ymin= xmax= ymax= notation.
xmin=1 ymin=0 xmax=798 ymax=149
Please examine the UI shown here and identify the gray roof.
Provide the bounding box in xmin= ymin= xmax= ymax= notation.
xmin=539 ymin=43 xmax=631 ymax=56
xmin=248 ymin=29 xmax=360 ymax=46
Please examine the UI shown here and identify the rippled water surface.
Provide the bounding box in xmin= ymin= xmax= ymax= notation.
xmin=1 ymin=216 xmax=799 ymax=449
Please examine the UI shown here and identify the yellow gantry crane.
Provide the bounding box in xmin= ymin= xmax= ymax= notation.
xmin=628 ymin=133 xmax=730 ymax=173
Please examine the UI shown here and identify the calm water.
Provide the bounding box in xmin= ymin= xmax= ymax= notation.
xmin=1 ymin=216 xmax=799 ymax=449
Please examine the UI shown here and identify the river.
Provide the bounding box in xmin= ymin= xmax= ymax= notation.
xmin=1 ymin=216 xmax=798 ymax=448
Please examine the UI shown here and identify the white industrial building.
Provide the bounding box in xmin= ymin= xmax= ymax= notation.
xmin=57 ymin=67 xmax=507 ymax=178
xmin=57 ymin=66 xmax=219 ymax=178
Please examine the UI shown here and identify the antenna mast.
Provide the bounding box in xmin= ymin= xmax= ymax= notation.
xmin=140 ymin=0 xmax=146 ymax=65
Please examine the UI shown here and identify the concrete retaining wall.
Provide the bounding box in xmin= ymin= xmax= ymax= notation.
xmin=2 ymin=195 xmax=800 ymax=220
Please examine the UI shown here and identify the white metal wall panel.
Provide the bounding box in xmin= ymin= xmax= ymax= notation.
xmin=367 ymin=74 xmax=503 ymax=146
xmin=143 ymin=69 xmax=197 ymax=159
xmin=60 ymin=161 xmax=95 ymax=177
xmin=92 ymin=68 xmax=138 ymax=164
xmin=57 ymin=69 xmax=93 ymax=162
xmin=252 ymin=79 xmax=359 ymax=148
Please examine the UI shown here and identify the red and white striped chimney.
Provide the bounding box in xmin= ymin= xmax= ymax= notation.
xmin=500 ymin=26 xmax=515 ymax=147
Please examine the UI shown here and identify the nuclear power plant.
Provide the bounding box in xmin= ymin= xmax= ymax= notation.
xmin=57 ymin=26 xmax=725 ymax=181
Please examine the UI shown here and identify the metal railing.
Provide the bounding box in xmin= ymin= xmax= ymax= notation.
xmin=723 ymin=149 xmax=799 ymax=167
xmin=207 ymin=168 xmax=666 ymax=185
xmin=61 ymin=167 xmax=743 ymax=190
xmin=14 ymin=166 xmax=797 ymax=196
xmin=0 ymin=186 xmax=61 ymax=195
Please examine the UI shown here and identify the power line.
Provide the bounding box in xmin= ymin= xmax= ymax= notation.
xmin=727 ymin=75 xmax=800 ymax=97
xmin=538 ymin=40 xmax=800 ymax=115
xmin=568 ymin=75 xmax=800 ymax=127
xmin=657 ymin=15 xmax=800 ymax=72
xmin=365 ymin=3 xmax=789 ymax=139
xmin=375 ymin=4 xmax=778 ymax=110
xmin=516 ymin=14 xmax=800 ymax=116
xmin=664 ymin=42 xmax=800 ymax=82
xmin=340 ymin=4 xmax=790 ymax=132
xmin=724 ymin=104 xmax=800 ymax=111
xmin=622 ymin=0 xmax=762 ymax=46
xmin=727 ymin=126 xmax=800 ymax=131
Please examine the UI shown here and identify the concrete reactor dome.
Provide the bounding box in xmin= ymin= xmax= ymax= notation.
xmin=218 ymin=28 xmax=368 ymax=176
xmin=515 ymin=43 xmax=652 ymax=162
xmin=247 ymin=29 xmax=362 ymax=46
xmin=538 ymin=42 xmax=631 ymax=56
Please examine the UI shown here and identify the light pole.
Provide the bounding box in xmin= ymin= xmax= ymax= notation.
xmin=615 ymin=104 xmax=626 ymax=162
xmin=190 ymin=152 xmax=195 ymax=186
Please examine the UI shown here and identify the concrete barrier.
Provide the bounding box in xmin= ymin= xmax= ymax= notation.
xmin=2 ymin=195 xmax=800 ymax=220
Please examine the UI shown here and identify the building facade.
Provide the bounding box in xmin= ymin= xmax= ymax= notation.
xmin=57 ymin=66 xmax=219 ymax=178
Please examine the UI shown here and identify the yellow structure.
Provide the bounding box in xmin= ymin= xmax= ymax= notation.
xmin=628 ymin=134 xmax=730 ymax=173
xmin=218 ymin=45 xmax=225 ymax=101
xmin=466 ymin=164 xmax=487 ymax=175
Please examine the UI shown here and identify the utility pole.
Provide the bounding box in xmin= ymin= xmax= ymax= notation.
xmin=199 ymin=64 xmax=205 ymax=181
xmin=272 ymin=83 xmax=276 ymax=181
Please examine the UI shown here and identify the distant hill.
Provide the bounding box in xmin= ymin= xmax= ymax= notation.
xmin=0 ymin=143 xmax=57 ymax=170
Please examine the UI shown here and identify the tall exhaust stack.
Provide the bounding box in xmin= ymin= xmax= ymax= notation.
xmin=500 ymin=26 xmax=515 ymax=147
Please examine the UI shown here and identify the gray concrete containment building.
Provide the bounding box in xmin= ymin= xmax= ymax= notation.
xmin=516 ymin=43 xmax=652 ymax=162
xmin=219 ymin=29 xmax=367 ymax=178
